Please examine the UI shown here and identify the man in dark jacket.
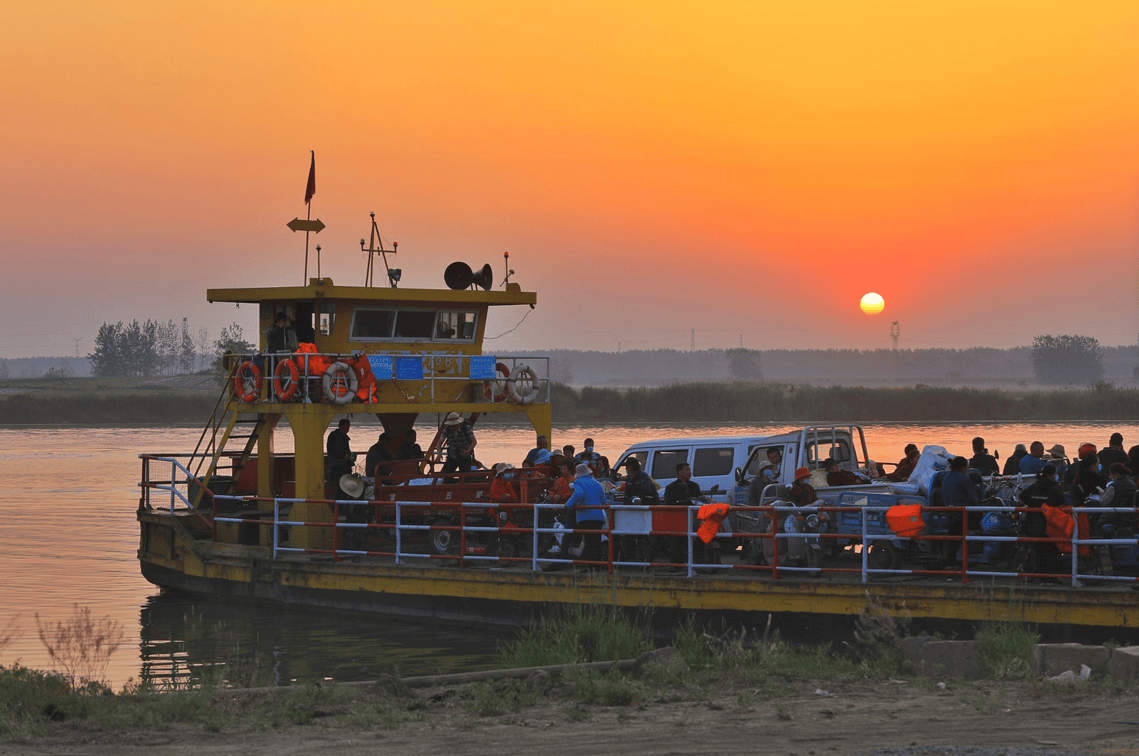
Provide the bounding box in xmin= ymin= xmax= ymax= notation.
xmin=1099 ymin=433 xmax=1128 ymax=470
xmin=396 ymin=429 xmax=425 ymax=461
xmin=664 ymin=463 xmax=702 ymax=506
xmin=1003 ymin=444 xmax=1028 ymax=475
xmin=365 ymin=432 xmax=395 ymax=479
xmin=622 ymin=457 xmax=660 ymax=506
xmin=265 ymin=312 xmax=298 ymax=353
xmin=1096 ymin=463 xmax=1137 ymax=532
xmin=968 ymin=437 xmax=1000 ymax=476
xmin=1019 ymin=465 xmax=1067 ymax=576
xmin=327 ymin=418 xmax=356 ymax=496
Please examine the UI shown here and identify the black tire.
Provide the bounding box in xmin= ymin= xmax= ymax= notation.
xmin=496 ymin=539 xmax=518 ymax=561
xmin=428 ymin=518 xmax=454 ymax=556
xmin=869 ymin=541 xmax=899 ymax=571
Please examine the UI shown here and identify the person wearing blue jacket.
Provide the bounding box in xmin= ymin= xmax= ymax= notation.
xmin=566 ymin=463 xmax=608 ymax=565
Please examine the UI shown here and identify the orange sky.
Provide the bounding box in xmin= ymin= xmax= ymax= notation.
xmin=3 ymin=0 xmax=1137 ymax=358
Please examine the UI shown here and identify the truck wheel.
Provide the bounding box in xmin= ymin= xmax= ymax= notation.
xmin=429 ymin=518 xmax=454 ymax=556
xmin=869 ymin=541 xmax=898 ymax=571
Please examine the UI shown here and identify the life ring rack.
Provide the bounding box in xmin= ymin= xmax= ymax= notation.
xmin=233 ymin=361 xmax=262 ymax=404
xmin=273 ymin=359 xmax=301 ymax=402
xmin=322 ymin=361 xmax=359 ymax=405
xmin=507 ymin=364 xmax=540 ymax=405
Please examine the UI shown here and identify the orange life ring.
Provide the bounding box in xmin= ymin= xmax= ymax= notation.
xmin=273 ymin=359 xmax=300 ymax=402
xmin=482 ymin=362 xmax=511 ymax=402
xmin=234 ymin=361 xmax=262 ymax=403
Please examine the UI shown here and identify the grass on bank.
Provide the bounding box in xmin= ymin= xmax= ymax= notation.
xmin=0 ymin=600 xmax=1109 ymax=741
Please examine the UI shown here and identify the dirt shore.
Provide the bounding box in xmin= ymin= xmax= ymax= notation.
xmin=5 ymin=675 xmax=1135 ymax=756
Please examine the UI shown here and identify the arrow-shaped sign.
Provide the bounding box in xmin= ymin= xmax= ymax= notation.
xmin=287 ymin=218 xmax=325 ymax=234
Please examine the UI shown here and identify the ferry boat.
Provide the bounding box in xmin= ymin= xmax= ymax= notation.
xmin=137 ymin=214 xmax=1139 ymax=640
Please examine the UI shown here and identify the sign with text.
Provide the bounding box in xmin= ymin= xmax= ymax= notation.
xmin=395 ymin=356 xmax=424 ymax=381
xmin=367 ymin=355 xmax=393 ymax=380
xmin=469 ymin=355 xmax=498 ymax=380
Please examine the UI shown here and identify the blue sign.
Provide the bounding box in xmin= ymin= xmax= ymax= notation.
xmin=395 ymin=356 xmax=424 ymax=381
xmin=469 ymin=355 xmax=497 ymax=380
xmin=367 ymin=355 xmax=393 ymax=380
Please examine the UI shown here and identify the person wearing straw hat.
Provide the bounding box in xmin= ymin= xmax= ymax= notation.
xmin=565 ymin=462 xmax=607 ymax=565
xmin=440 ymin=412 xmax=477 ymax=478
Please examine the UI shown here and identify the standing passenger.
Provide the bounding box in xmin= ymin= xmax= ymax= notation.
xmin=440 ymin=412 xmax=477 ymax=477
xmin=326 ymin=418 xmax=356 ymax=496
xmin=565 ymin=463 xmax=608 ymax=566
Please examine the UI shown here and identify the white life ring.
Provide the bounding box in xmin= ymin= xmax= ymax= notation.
xmin=322 ymin=361 xmax=359 ymax=405
xmin=508 ymin=364 xmax=540 ymax=405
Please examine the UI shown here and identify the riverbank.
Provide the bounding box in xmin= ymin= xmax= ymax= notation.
xmin=2 ymin=378 xmax=1138 ymax=425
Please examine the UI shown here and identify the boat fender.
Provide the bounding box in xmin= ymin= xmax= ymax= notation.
xmin=273 ymin=359 xmax=301 ymax=402
xmin=234 ymin=361 xmax=262 ymax=403
xmin=322 ymin=361 xmax=359 ymax=405
xmin=507 ymin=364 xmax=540 ymax=405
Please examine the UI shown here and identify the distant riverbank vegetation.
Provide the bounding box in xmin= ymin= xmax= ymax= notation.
xmin=551 ymin=381 xmax=1139 ymax=423
xmin=0 ymin=378 xmax=1136 ymax=425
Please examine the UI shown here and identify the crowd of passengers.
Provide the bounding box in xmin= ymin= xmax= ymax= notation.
xmin=329 ymin=418 xmax=1139 ymax=571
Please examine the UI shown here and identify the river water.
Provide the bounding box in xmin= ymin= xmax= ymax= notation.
xmin=2 ymin=421 xmax=1135 ymax=689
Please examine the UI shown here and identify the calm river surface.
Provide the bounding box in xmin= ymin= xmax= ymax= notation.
xmin=2 ymin=421 xmax=1136 ymax=689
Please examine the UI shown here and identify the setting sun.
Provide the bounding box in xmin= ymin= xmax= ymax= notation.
xmin=860 ymin=293 xmax=885 ymax=315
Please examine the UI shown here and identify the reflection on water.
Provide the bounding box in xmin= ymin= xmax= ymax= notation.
xmin=1 ymin=421 xmax=1136 ymax=688
xmin=139 ymin=592 xmax=508 ymax=687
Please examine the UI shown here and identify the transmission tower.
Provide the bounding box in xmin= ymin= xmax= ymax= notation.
xmin=890 ymin=321 xmax=900 ymax=351
xmin=72 ymin=337 xmax=82 ymax=358
xmin=690 ymin=329 xmax=695 ymax=352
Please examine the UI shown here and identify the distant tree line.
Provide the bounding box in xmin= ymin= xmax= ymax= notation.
xmin=87 ymin=320 xmax=253 ymax=379
xmin=549 ymin=381 xmax=1139 ymax=424
xmin=538 ymin=338 xmax=1136 ymax=388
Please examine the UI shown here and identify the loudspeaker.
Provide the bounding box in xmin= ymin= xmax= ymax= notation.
xmin=444 ymin=262 xmax=472 ymax=290
xmin=471 ymin=263 xmax=493 ymax=291
xmin=444 ymin=262 xmax=495 ymax=291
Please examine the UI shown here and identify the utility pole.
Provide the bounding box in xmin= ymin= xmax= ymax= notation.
xmin=890 ymin=321 xmax=900 ymax=351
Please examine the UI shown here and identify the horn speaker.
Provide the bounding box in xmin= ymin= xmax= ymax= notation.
xmin=444 ymin=262 xmax=494 ymax=291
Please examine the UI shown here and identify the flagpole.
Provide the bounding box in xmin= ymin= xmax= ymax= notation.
xmin=303 ymin=199 xmax=310 ymax=284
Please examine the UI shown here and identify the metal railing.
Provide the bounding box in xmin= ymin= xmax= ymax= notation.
xmin=228 ymin=351 xmax=552 ymax=405
xmin=139 ymin=455 xmax=1139 ymax=585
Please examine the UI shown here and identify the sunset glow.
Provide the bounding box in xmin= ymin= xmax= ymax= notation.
xmin=2 ymin=1 xmax=1138 ymax=357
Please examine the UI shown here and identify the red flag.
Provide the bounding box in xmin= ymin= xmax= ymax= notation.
xmin=304 ymin=151 xmax=316 ymax=205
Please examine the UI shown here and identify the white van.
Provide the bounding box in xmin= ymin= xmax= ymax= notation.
xmin=613 ymin=435 xmax=771 ymax=502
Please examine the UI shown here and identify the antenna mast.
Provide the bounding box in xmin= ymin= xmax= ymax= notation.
xmin=890 ymin=321 xmax=900 ymax=351
xmin=362 ymin=212 xmax=399 ymax=288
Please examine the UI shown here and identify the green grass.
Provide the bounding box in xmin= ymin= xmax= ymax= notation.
xmin=497 ymin=603 xmax=653 ymax=668
xmin=976 ymin=620 xmax=1039 ymax=680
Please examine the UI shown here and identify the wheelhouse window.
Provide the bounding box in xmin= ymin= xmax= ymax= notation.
xmin=350 ymin=307 xmax=479 ymax=343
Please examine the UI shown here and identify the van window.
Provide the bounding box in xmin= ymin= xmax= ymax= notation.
xmin=693 ymin=447 xmax=734 ymax=477
xmin=621 ymin=451 xmax=648 ymax=472
xmin=651 ymin=449 xmax=689 ymax=479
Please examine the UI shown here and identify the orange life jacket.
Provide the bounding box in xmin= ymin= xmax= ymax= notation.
xmin=1042 ymin=503 xmax=1090 ymax=556
xmin=697 ymin=503 xmax=730 ymax=544
xmin=885 ymin=503 xmax=925 ymax=538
